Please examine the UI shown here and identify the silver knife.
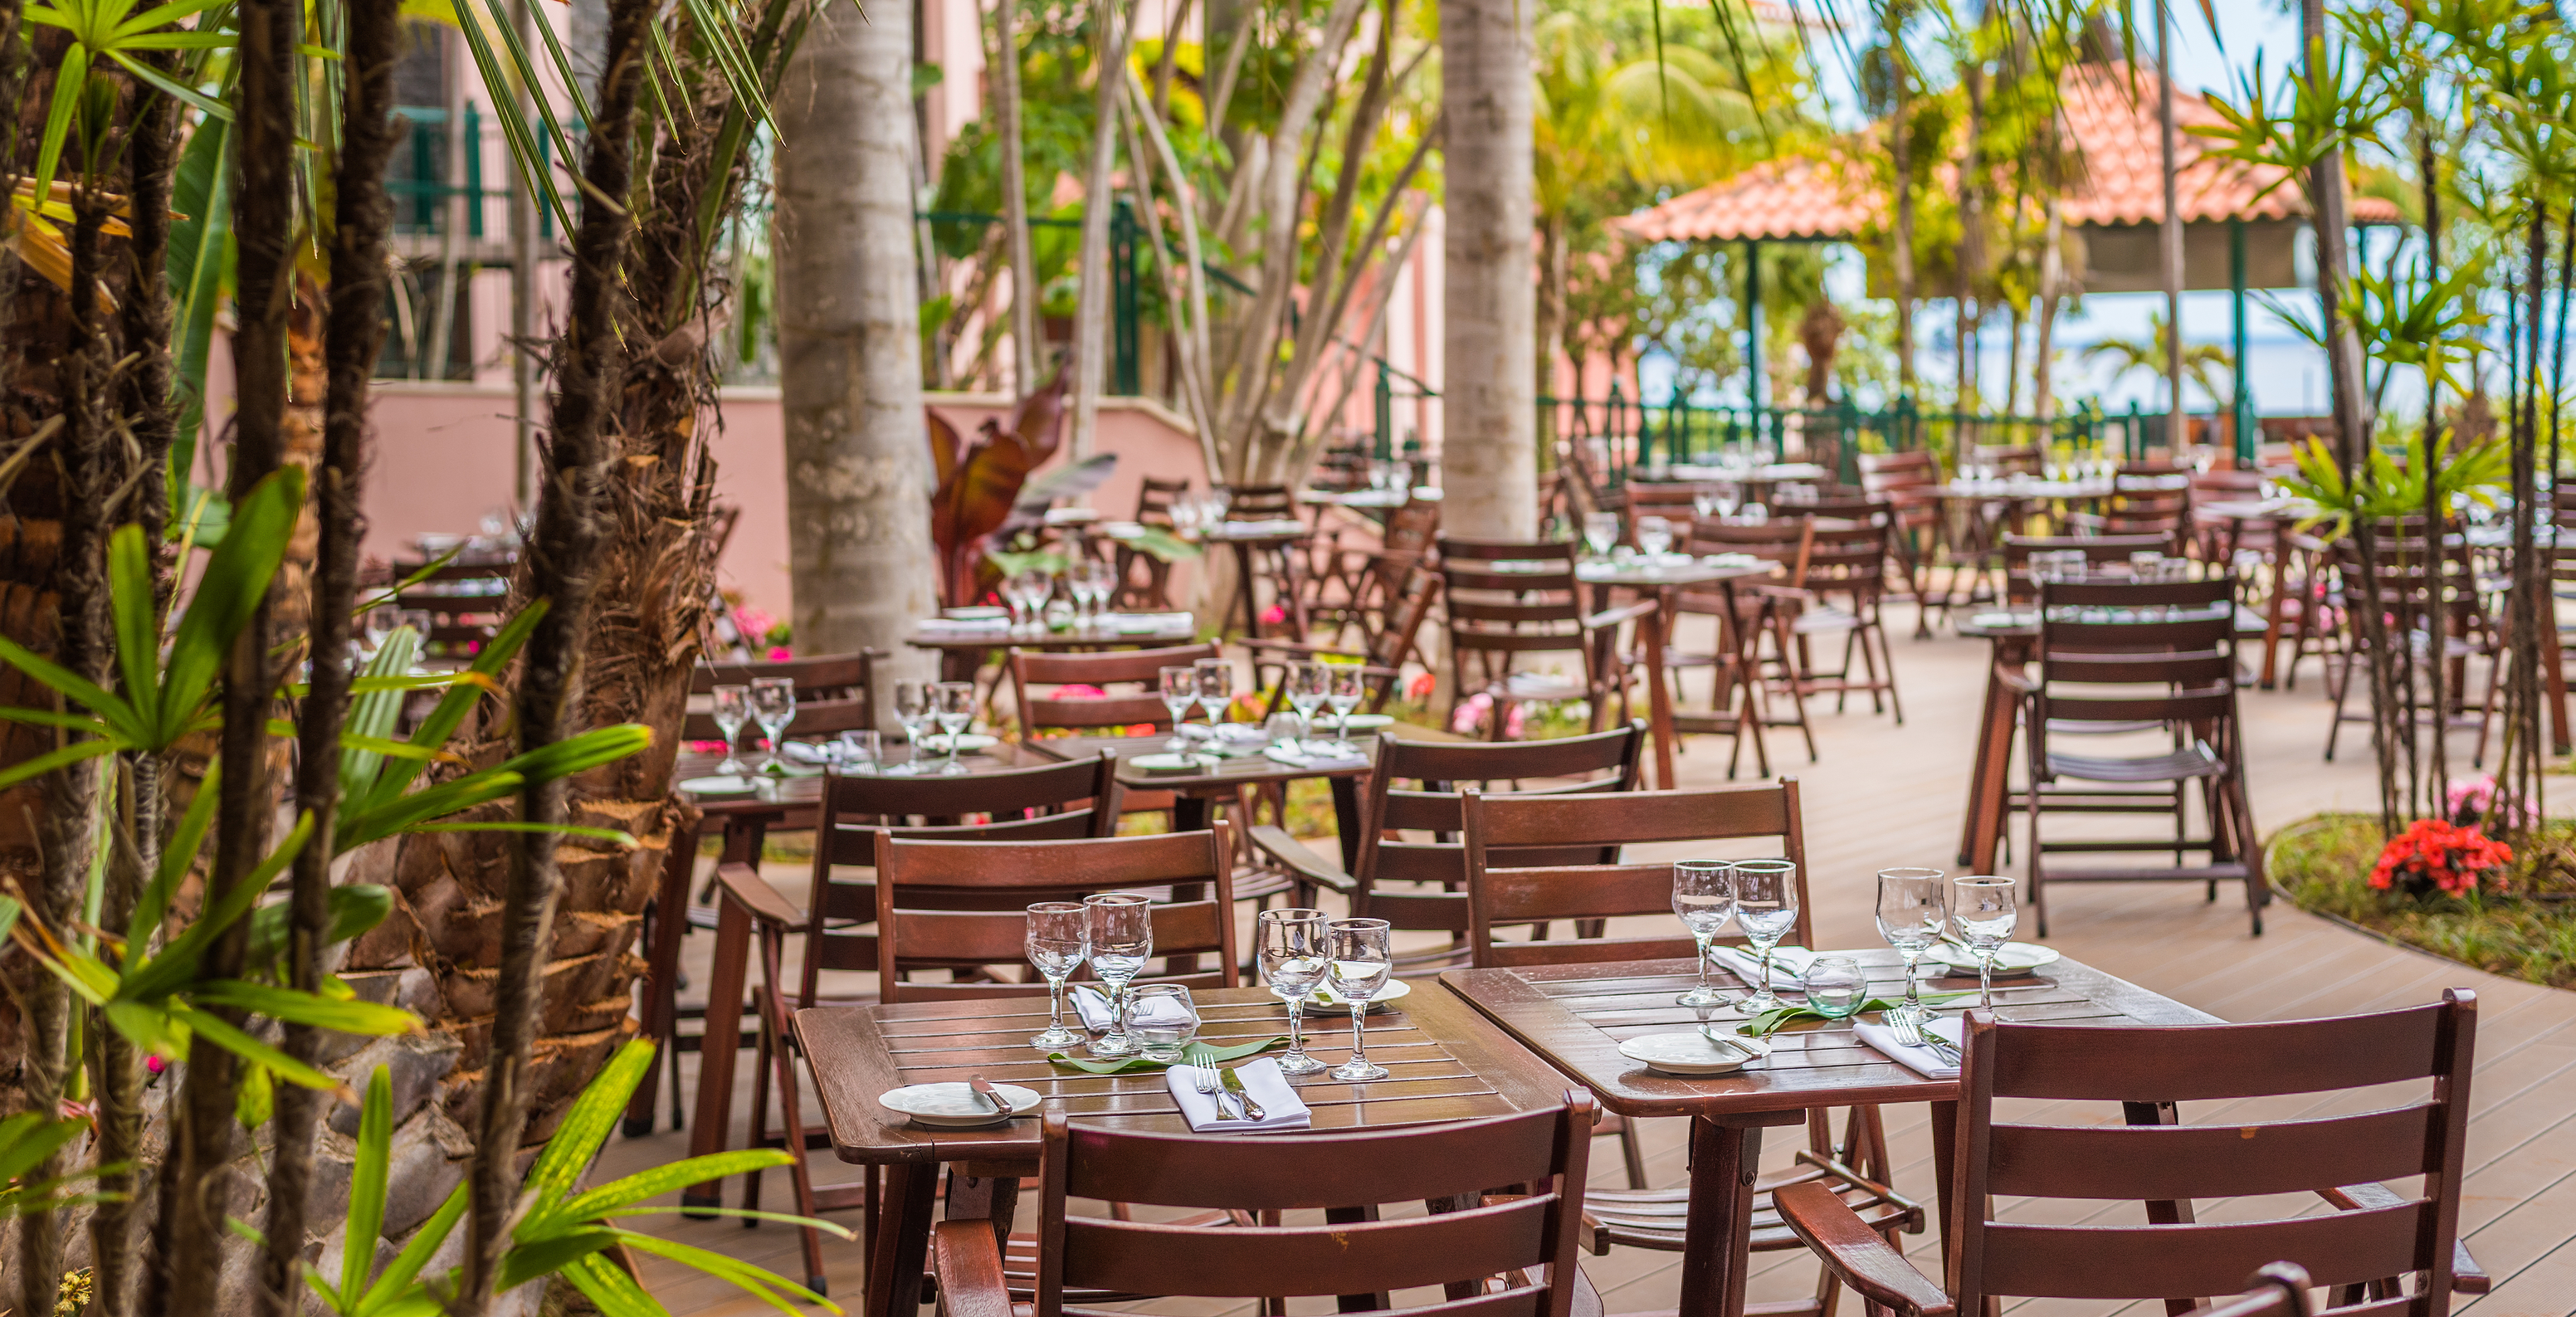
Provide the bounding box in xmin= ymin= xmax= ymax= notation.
xmin=1921 ymin=1031 xmax=1963 ymax=1066
xmin=1219 ymin=1066 xmax=1266 ymax=1119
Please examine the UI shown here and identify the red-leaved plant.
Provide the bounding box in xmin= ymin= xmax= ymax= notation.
xmin=2371 ymin=818 xmax=2515 ymax=899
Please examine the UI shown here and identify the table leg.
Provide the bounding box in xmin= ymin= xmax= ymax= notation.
xmin=1174 ymin=793 xmax=1213 ymax=832
xmin=1234 ymin=543 xmax=1263 ymax=639
xmin=1958 ymin=651 xmax=2017 ymax=871
xmin=627 ymin=814 xmax=700 ymax=1137
xmin=1643 ymin=588 xmax=1679 ymax=789
xmin=1676 ymin=1113 xmax=1797 ymax=1317
xmin=681 ymin=887 xmax=755 ymax=1213
xmin=864 ymin=1163 xmax=938 ymax=1317
xmin=2545 ymin=612 xmax=2570 ymax=754
xmin=1928 ymin=1100 xmax=1959 ymax=1292
xmin=1330 ymin=775 xmax=1363 ymax=874
xmin=944 ymin=1165 xmax=1022 ymax=1247
xmin=2259 ymin=548 xmax=2291 ymax=690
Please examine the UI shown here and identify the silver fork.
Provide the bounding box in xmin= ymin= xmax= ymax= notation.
xmin=1191 ymin=1066 xmax=1237 ymax=1119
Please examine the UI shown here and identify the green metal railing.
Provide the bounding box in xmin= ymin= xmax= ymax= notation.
xmin=387 ymin=104 xmax=567 ymax=241
xmin=918 ymin=207 xmax=1144 ymax=394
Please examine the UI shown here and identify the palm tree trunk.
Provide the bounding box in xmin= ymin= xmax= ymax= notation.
xmin=260 ymin=0 xmax=401 ymax=1304
xmin=2418 ymin=107 xmax=2446 ymax=817
xmin=2157 ymin=0 xmax=2184 ymax=449
xmin=993 ymin=0 xmax=1041 ymax=393
xmin=158 ymin=0 xmax=298 ymax=1305
xmin=1891 ymin=22 xmax=1915 ymax=396
xmin=777 ymin=0 xmax=939 ymax=668
xmin=1441 ymin=0 xmax=1538 ymax=539
xmin=459 ymin=0 xmax=656 ymax=1301
xmin=2034 ymin=195 xmax=2061 ymax=422
xmin=1068 ymin=0 xmax=1136 ymax=460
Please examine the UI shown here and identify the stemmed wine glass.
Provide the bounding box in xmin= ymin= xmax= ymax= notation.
xmin=1874 ymin=867 xmax=1947 ymax=1027
xmin=709 ymin=684 xmax=751 ymax=779
xmin=1582 ymin=511 xmax=1620 ymax=561
xmin=1635 ymin=515 xmax=1676 ymax=559
xmin=1729 ymin=860 xmax=1800 ymax=1013
xmin=749 ymin=676 xmax=796 ymax=775
xmin=1286 ymin=661 xmax=1329 ymax=752
xmin=931 ymin=680 xmax=976 ymax=774
xmin=1951 ymin=876 xmax=2018 ymax=1010
xmin=889 ymin=681 xmax=933 ymax=775
xmin=1323 ymin=666 xmax=1364 ymax=753
xmin=1326 ymin=917 xmax=1394 ymax=1080
xmin=1025 ymin=901 xmax=1089 ymax=1049
xmin=1160 ymin=665 xmax=1202 ymax=753
xmin=1256 ymin=908 xmax=1330 ymax=1075
xmin=1195 ymin=657 xmax=1233 ymax=740
xmin=1083 ymin=893 xmax=1153 ymax=1058
xmin=1671 ymin=860 xmax=1737 ymax=1008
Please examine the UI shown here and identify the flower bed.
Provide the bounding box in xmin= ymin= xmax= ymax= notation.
xmin=2269 ymin=812 xmax=2576 ymax=989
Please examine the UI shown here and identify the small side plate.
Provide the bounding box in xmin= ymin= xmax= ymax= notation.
xmin=1334 ymin=713 xmax=1395 ymax=732
xmin=1310 ymin=978 xmax=1413 ymax=1013
xmin=879 ymin=1082 xmax=1042 ymax=1128
xmin=1927 ymin=941 xmax=2061 ymax=977
xmin=941 ymin=606 xmax=1008 ymax=621
xmin=1617 ymin=1030 xmax=1767 ymax=1076
xmin=1129 ymin=752 xmax=1208 ymax=774
xmin=678 ymin=775 xmax=758 ymax=797
xmin=917 ymin=733 xmax=1000 ymax=754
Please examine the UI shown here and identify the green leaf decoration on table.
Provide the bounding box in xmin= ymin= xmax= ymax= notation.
xmin=1046 ymin=1035 xmax=1285 ymax=1075
xmin=1737 ymin=994 xmax=1971 ymax=1038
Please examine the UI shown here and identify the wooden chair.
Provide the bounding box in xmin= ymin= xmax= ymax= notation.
xmin=1999 ymin=532 xmax=2175 ymax=603
xmin=1776 ymin=995 xmax=2488 ymax=1317
xmin=1682 ymin=517 xmax=1820 ymax=771
xmin=2022 ymin=577 xmax=2266 ymax=936
xmin=1304 ymin=495 xmax=1438 ymax=648
xmin=388 ymin=558 xmax=515 ymax=665
xmin=2324 ymin=533 xmax=2498 ymax=768
xmin=1457 ymin=782 xmax=1923 ymax=1317
xmin=683 ymin=651 xmax=882 ymax=744
xmin=1116 ymin=476 xmax=1192 ymax=609
xmin=1856 ymin=450 xmax=1944 ymax=618
xmin=1775 ymin=513 xmax=1904 ymax=721
xmin=2071 ymin=480 xmax=2194 ymax=552
xmin=1437 ymin=537 xmax=1653 ymax=740
xmin=1246 ymin=563 xmax=1439 ymax=721
xmin=930 ymin=1099 xmax=1602 ymax=1317
xmin=1007 ymin=641 xmax=1222 ymax=736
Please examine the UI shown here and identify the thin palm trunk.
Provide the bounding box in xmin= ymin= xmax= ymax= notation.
xmin=2418 ymin=111 xmax=2446 ymax=818
xmin=2157 ymin=0 xmax=2183 ymax=448
xmin=994 ymin=0 xmax=1040 ymax=393
xmin=458 ymin=0 xmax=655 ymax=1302
xmin=1067 ymin=0 xmax=1137 ymax=460
xmin=2034 ymin=194 xmax=2061 ymax=422
xmin=1442 ymin=0 xmax=1538 ymax=539
xmin=1891 ymin=13 xmax=1915 ymax=396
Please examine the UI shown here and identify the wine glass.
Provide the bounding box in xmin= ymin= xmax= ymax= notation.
xmin=1284 ymin=661 xmax=1327 ymax=753
xmin=1326 ymin=917 xmax=1394 ymax=1080
xmin=1257 ymin=908 xmax=1330 ymax=1075
xmin=1874 ymin=867 xmax=1947 ymax=1027
xmin=709 ymin=684 xmax=751 ymax=779
xmin=889 ymin=680 xmax=932 ymax=775
xmin=1803 ymin=956 xmax=1867 ymax=1020
xmin=1671 ymin=860 xmax=1737 ymax=1008
xmin=1025 ymin=901 xmax=1088 ymax=1049
xmin=1083 ymin=893 xmax=1154 ymax=1058
xmin=1951 ymin=876 xmax=2018 ymax=1009
xmin=1324 ymin=665 xmax=1364 ymax=753
xmin=1635 ymin=515 xmax=1675 ymax=559
xmin=837 ymin=729 xmax=881 ymax=775
xmin=1159 ymin=665 xmax=1202 ymax=753
xmin=749 ymin=676 xmax=796 ymax=775
xmin=931 ymin=680 xmax=976 ymax=774
xmin=1729 ymin=860 xmax=1800 ymax=1014
xmin=1129 ymin=985 xmax=1201 ymax=1062
xmin=1582 ymin=511 xmax=1620 ymax=560
xmin=1195 ymin=657 xmax=1233 ymax=739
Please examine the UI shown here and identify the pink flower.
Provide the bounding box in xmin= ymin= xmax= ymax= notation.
xmin=1261 ymin=604 xmax=1287 ymax=626
xmin=766 ymin=645 xmax=794 ymax=661
xmin=1051 ymin=684 xmax=1109 ymax=699
xmin=1452 ymin=691 xmax=1493 ymax=735
xmin=144 ymin=1056 xmax=166 ymax=1076
xmin=687 ymin=739 xmax=726 ymax=754
xmin=1504 ymin=703 xmax=1528 ymax=739
xmin=734 ymin=605 xmax=778 ymax=642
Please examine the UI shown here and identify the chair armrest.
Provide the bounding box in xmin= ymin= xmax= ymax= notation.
xmin=1995 ymin=666 xmax=2038 ymax=696
xmin=2320 ymin=1183 xmax=2488 ymax=1293
xmin=713 ymin=861 xmax=804 ymax=929
xmin=929 ymin=1220 xmax=1015 ymax=1317
xmin=1240 ymin=637 xmax=1367 ymax=661
xmin=1583 ymin=599 xmax=1661 ymax=632
xmin=1247 ymin=823 xmax=1357 ymax=895
xmin=1791 ymin=1149 xmax=1926 ymax=1232
xmin=1772 ymin=1182 xmax=1953 ymax=1317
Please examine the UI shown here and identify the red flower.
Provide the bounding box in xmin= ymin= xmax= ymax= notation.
xmin=2373 ymin=818 xmax=2513 ymax=896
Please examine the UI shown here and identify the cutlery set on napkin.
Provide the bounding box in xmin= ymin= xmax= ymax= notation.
xmin=1058 ymin=989 xmax=1315 ymax=1133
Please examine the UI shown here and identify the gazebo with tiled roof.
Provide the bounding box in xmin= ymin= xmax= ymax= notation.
xmin=1616 ymin=65 xmax=2404 ymax=439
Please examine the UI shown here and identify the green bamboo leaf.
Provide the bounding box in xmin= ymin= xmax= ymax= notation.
xmin=0 ymin=708 xmax=118 ymax=734
xmin=559 ymin=1251 xmax=669 ymax=1317
xmin=0 ymin=1116 xmax=86 ymax=1190
xmin=110 ymin=0 xmax=233 ymax=36
xmin=550 ymin=1149 xmax=798 ymax=1225
xmin=518 ymin=0 xmax=593 ymax=129
xmin=168 ymin=113 xmax=230 ymax=507
xmin=0 ymin=739 xmax=121 ymax=797
xmin=0 ymin=633 xmax=147 ymax=744
xmin=107 ymin=525 xmax=159 ymax=732
xmin=332 ymin=770 xmax=524 ymax=853
xmin=340 ymin=627 xmax=422 ymax=790
xmin=122 ymin=808 xmax=312 ymax=1003
xmin=160 ymin=466 xmax=305 ymax=745
xmin=490 ymin=723 xmax=652 ymax=782
xmin=30 ymin=42 xmax=90 ymax=212
xmin=495 ymin=1230 xmax=622 ymax=1291
xmin=103 ymin=49 xmax=232 ymax=121
xmin=342 ymin=1066 xmax=393 ymax=1303
xmin=189 ymin=980 xmax=414 ymax=1037
xmin=447 ymin=0 xmax=573 ymax=234
xmin=173 ymin=1004 xmax=342 ymax=1091
xmin=245 ymin=884 xmax=396 ymax=969
xmin=615 ymin=1232 xmax=833 ymax=1315
xmin=519 ymin=1041 xmax=655 ymax=1216
xmin=349 ymin=603 xmax=539 ymax=819
xmin=356 ymin=1183 xmax=466 ymax=1315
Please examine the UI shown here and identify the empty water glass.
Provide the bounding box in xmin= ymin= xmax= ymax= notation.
xmin=1160 ymin=665 xmax=1202 ymax=752
xmin=1730 ymin=860 xmax=1801 ymax=1014
xmin=1803 ymin=956 xmax=1868 ymax=1019
xmin=709 ymin=684 xmax=751 ymax=778
xmin=932 ymin=680 xmax=976 ymax=774
xmin=1951 ymin=876 xmax=2019 ymax=1010
xmin=1583 ymin=511 xmax=1620 ymax=560
xmin=1195 ymin=658 xmax=1233 ymax=736
xmin=1874 ymin=867 xmax=1946 ymax=1027
xmin=1324 ymin=665 xmax=1364 ymax=753
xmin=1257 ymin=908 xmax=1330 ymax=1075
xmin=1129 ymin=985 xmax=1201 ymax=1062
xmin=889 ymin=681 xmax=931 ymax=775
xmin=749 ymin=676 xmax=796 ymax=774
xmin=1672 ymin=860 xmax=1737 ymax=1008
xmin=1326 ymin=917 xmax=1394 ymax=1080
xmin=1635 ymin=515 xmax=1675 ymax=559
xmin=837 ymin=729 xmax=882 ymax=775
xmin=1287 ymin=660 xmax=1329 ymax=751
xmin=1084 ymin=893 xmax=1154 ymax=1058
xmin=1026 ymin=901 xmax=1088 ymax=1050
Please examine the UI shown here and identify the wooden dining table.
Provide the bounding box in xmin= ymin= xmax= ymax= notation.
xmin=1577 ymin=556 xmax=1773 ymax=789
xmin=1023 ymin=730 xmax=1378 ymax=863
xmin=905 ymin=612 xmax=1198 ymax=683
xmin=1440 ymin=953 xmax=2216 ymax=1317
xmin=795 ymin=983 xmax=1576 ymax=1317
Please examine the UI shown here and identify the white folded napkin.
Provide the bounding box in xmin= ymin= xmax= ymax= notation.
xmin=1070 ymin=986 xmax=1197 ymax=1033
xmin=1263 ymin=744 xmax=1369 ymax=770
xmin=919 ymin=617 xmax=1009 ymax=633
xmin=1164 ymin=1058 xmax=1312 ymax=1134
xmin=1854 ymin=1014 xmax=1965 ymax=1079
xmin=1220 ymin=519 xmax=1305 ymax=536
xmin=1710 ymin=944 xmax=1817 ymax=988
xmin=778 ymin=741 xmax=835 ymax=765
xmin=1110 ymin=612 xmax=1196 ymax=635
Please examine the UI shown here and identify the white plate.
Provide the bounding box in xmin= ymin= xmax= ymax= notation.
xmin=1333 ymin=713 xmax=1394 ymax=732
xmin=1928 ymin=941 xmax=2061 ymax=976
xmin=1617 ymin=1030 xmax=1769 ymax=1076
xmin=879 ymin=1082 xmax=1042 ymax=1128
xmin=1310 ymin=978 xmax=1412 ymax=1012
xmin=678 ymin=775 xmax=759 ymax=796
xmin=942 ymin=606 xmax=1008 ymax=621
xmin=1129 ymin=752 xmax=1208 ymax=773
xmin=917 ymin=733 xmax=999 ymax=753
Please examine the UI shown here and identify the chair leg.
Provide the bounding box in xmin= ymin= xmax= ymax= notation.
xmin=1617 ymin=1116 xmax=1650 ymax=1191
xmin=768 ymin=1009 xmax=832 ymax=1297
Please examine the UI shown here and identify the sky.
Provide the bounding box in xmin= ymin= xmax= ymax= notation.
xmin=1647 ymin=0 xmax=2415 ymax=420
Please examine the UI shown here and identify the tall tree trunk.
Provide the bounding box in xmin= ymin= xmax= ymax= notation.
xmin=778 ymin=0 xmax=939 ymax=675
xmin=994 ymin=0 xmax=1042 ymax=393
xmin=1890 ymin=10 xmax=1915 ymax=395
xmin=1534 ymin=213 xmax=1565 ymax=466
xmin=260 ymin=0 xmax=400 ymax=1306
xmin=2157 ymin=0 xmax=2184 ymax=446
xmin=1441 ymin=0 xmax=1538 ymax=539
xmin=1956 ymin=47 xmax=1983 ymax=417
xmin=158 ymin=0 xmax=298 ymax=1304
xmin=2034 ymin=195 xmax=2061 ymax=422
xmin=2418 ymin=108 xmax=2446 ymax=817
xmin=1068 ymin=0 xmax=1135 ymax=460
xmin=458 ymin=0 xmax=655 ymax=1302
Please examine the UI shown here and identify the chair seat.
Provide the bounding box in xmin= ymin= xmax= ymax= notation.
xmin=1789 ymin=607 xmax=1861 ymax=636
xmin=1582 ymin=1163 xmax=1916 ymax=1256
xmin=1499 ymin=672 xmax=1590 ymax=701
xmin=2045 ymin=742 xmax=2226 ymax=784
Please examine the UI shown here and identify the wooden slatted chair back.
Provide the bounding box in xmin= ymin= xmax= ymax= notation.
xmin=2031 ymin=578 xmax=2241 ymax=763
xmin=1459 ymin=781 xmax=1812 ymax=967
xmin=1010 ymin=642 xmax=1223 ymax=734
xmin=797 ymin=754 xmax=1123 ymax=1002
xmin=1032 ymin=1099 xmax=1597 ymax=1317
xmin=1353 ymin=722 xmax=1647 ymax=939
xmin=1219 ymin=483 xmax=1297 ymax=519
xmin=684 ymin=651 xmax=881 ymax=741
xmin=873 ymin=827 xmax=1241 ymax=1003
xmin=1135 ymin=476 xmax=1190 ymax=525
xmin=1951 ymin=995 xmax=2474 ymax=1312
xmin=1437 ymin=539 xmax=1594 ymax=669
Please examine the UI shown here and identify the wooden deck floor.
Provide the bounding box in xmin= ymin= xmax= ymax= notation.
xmin=598 ymin=607 xmax=2576 ymax=1317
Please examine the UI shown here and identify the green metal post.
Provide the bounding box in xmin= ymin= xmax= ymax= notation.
xmin=465 ymin=104 xmax=483 ymax=238
xmin=2128 ymin=399 xmax=2144 ymax=460
xmin=1113 ymin=200 xmax=1139 ymax=395
xmin=1374 ymin=360 xmax=1393 ymax=460
xmin=535 ymin=126 xmax=550 ymax=239
xmin=2232 ymin=219 xmax=2252 ymax=464
xmin=1744 ymin=240 xmax=1764 ymax=449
